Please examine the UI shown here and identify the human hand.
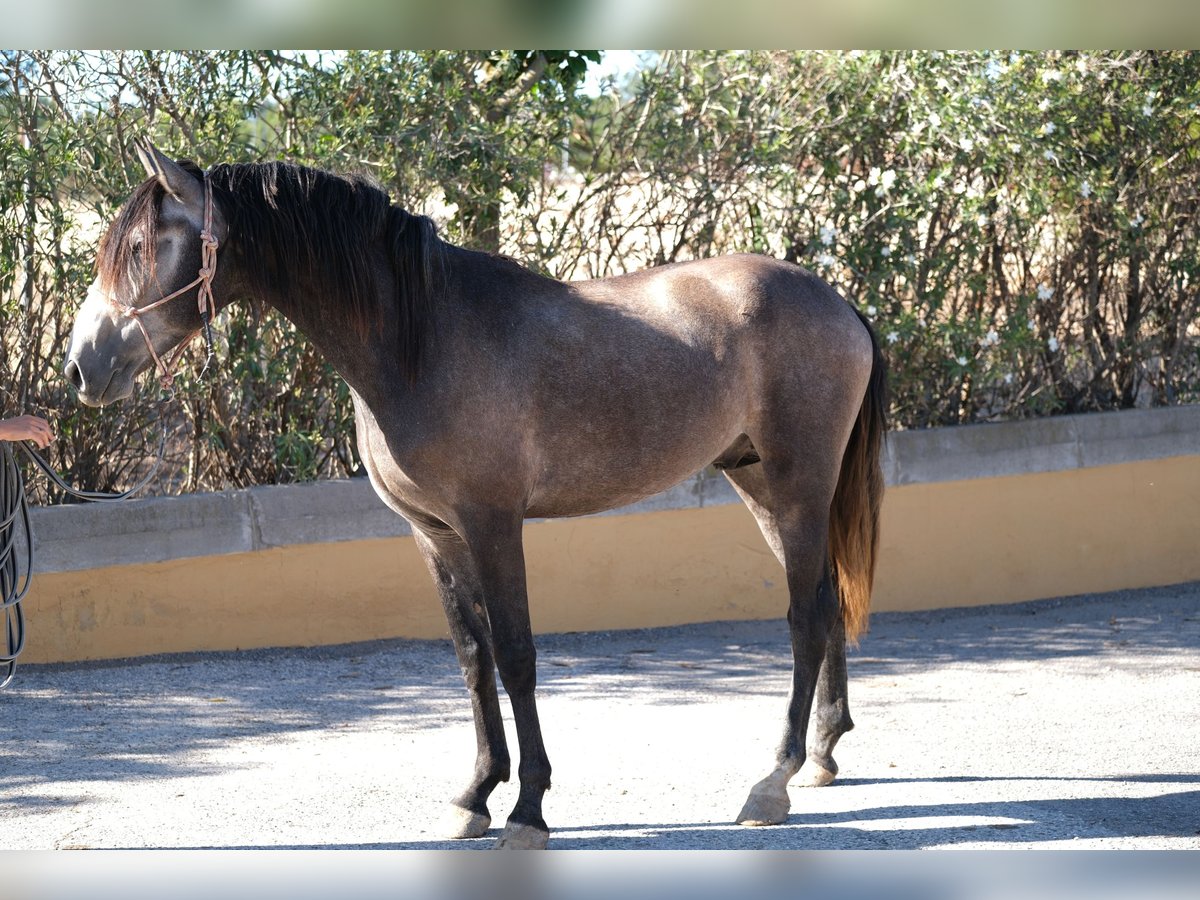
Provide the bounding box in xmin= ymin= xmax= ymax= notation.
xmin=0 ymin=415 xmax=55 ymax=449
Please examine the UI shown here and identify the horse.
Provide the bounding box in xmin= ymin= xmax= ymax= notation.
xmin=64 ymin=140 xmax=887 ymax=849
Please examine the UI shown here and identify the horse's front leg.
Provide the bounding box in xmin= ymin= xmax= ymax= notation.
xmin=413 ymin=530 xmax=510 ymax=839
xmin=461 ymin=511 xmax=552 ymax=849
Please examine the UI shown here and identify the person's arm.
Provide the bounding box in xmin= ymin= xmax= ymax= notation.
xmin=0 ymin=415 xmax=55 ymax=449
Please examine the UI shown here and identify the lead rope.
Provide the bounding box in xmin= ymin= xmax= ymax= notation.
xmin=0 ymin=440 xmax=32 ymax=687
xmin=0 ymin=418 xmax=168 ymax=688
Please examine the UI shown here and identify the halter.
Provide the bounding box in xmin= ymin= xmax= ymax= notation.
xmin=115 ymin=175 xmax=219 ymax=391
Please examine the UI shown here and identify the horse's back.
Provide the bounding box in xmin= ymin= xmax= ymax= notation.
xmin=583 ymin=254 xmax=864 ymax=342
xmin=572 ymin=254 xmax=873 ymax=395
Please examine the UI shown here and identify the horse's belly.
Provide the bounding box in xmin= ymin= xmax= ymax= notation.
xmin=524 ymin=429 xmax=736 ymax=519
xmin=526 ymin=481 xmax=685 ymax=518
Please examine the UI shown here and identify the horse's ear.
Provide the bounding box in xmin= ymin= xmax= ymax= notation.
xmin=134 ymin=139 xmax=204 ymax=209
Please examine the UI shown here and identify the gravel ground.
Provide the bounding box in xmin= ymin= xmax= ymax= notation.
xmin=1 ymin=582 xmax=1198 ymax=851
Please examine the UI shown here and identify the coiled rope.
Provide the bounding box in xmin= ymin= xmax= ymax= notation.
xmin=0 ymin=428 xmax=165 ymax=687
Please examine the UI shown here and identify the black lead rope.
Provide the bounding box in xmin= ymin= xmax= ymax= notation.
xmin=0 ymin=420 xmax=167 ymax=688
xmin=0 ymin=441 xmax=33 ymax=688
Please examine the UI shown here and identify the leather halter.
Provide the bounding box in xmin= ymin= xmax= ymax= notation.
xmin=114 ymin=175 xmax=219 ymax=391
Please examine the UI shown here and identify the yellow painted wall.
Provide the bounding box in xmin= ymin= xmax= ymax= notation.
xmin=20 ymin=455 xmax=1200 ymax=664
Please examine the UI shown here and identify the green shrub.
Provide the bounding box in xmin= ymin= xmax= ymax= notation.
xmin=2 ymin=50 xmax=1197 ymax=499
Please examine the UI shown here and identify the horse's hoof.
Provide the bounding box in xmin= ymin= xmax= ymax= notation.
xmin=736 ymin=783 xmax=791 ymax=826
xmin=800 ymin=760 xmax=837 ymax=787
xmin=442 ymin=804 xmax=491 ymax=839
xmin=493 ymin=822 xmax=549 ymax=849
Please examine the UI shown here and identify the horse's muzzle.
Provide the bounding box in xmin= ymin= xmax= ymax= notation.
xmin=63 ymin=351 xmax=130 ymax=407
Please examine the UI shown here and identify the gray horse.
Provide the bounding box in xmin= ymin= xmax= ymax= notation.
xmin=65 ymin=141 xmax=887 ymax=849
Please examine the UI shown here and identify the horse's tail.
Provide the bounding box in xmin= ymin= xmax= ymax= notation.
xmin=829 ymin=308 xmax=888 ymax=644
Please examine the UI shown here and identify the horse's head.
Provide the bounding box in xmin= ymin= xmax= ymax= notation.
xmin=65 ymin=140 xmax=227 ymax=406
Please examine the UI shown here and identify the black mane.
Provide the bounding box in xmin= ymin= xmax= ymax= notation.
xmin=98 ymin=158 xmax=444 ymax=381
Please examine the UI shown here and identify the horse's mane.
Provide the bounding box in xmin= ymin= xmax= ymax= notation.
xmin=97 ymin=158 xmax=443 ymax=381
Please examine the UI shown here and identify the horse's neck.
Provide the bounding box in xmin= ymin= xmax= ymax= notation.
xmin=247 ymin=242 xmax=533 ymax=409
xmin=249 ymin=277 xmax=405 ymax=406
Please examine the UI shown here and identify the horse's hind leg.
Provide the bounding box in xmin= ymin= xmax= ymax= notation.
xmin=805 ymin=611 xmax=853 ymax=787
xmin=413 ymin=530 xmax=510 ymax=839
xmin=724 ymin=460 xmax=844 ymax=825
xmin=725 ymin=464 xmax=854 ymax=787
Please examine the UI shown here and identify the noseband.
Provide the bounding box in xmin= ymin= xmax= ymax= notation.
xmin=115 ymin=175 xmax=219 ymax=391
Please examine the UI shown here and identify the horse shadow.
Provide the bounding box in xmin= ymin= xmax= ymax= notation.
xmin=137 ymin=782 xmax=1200 ymax=850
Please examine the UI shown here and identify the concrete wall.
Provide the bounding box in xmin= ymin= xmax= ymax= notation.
xmin=21 ymin=405 xmax=1200 ymax=664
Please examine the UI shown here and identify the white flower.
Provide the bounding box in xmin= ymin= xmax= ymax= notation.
xmin=985 ymin=60 xmax=1005 ymax=80
xmin=887 ymin=330 xmax=900 ymax=344
xmin=936 ymin=77 xmax=951 ymax=91
xmin=1009 ymin=142 xmax=1022 ymax=154
xmin=1038 ymin=98 xmax=1051 ymax=112
xmin=984 ymin=329 xmax=1000 ymax=346
xmin=1037 ymin=283 xmax=1054 ymax=301
xmin=1004 ymin=373 xmax=1014 ymax=385
xmin=956 ymin=355 xmax=968 ymax=366
xmin=817 ymin=252 xmax=836 ymax=267
xmin=819 ymin=225 xmax=837 ymax=246
xmin=881 ymin=245 xmax=892 ymax=257
xmin=866 ymin=305 xmax=877 ymax=316
xmin=1047 ymin=337 xmax=1059 ymax=352
xmin=1044 ymin=149 xmax=1058 ymax=162
xmin=1131 ymin=213 xmax=1145 ymax=228
xmin=868 ymin=166 xmax=882 ymax=185
xmin=1080 ymin=180 xmax=1092 ymax=199
xmin=977 ymin=213 xmax=990 ymax=228
xmin=1142 ymin=103 xmax=1153 ymax=117
xmin=960 ymin=137 xmax=975 ymax=152
xmin=1041 ymin=121 xmax=1056 ymax=135
xmin=905 ymin=253 xmax=918 ymax=266
xmin=1028 ymin=318 xmax=1037 ymax=331
xmin=1075 ymin=57 xmax=1089 ymax=75
xmin=879 ymin=169 xmax=896 ymax=192
xmin=1041 ymin=69 xmax=1063 ymax=83
xmin=928 ymin=111 xmax=942 ymax=129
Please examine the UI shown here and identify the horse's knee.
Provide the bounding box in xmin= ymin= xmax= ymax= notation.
xmin=494 ymin=643 xmax=537 ymax=696
xmin=458 ymin=642 xmax=493 ymax=693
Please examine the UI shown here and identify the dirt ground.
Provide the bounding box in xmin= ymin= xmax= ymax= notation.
xmin=2 ymin=582 xmax=1198 ymax=851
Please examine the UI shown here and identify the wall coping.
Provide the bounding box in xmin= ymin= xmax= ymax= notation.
xmin=29 ymin=404 xmax=1200 ymax=574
